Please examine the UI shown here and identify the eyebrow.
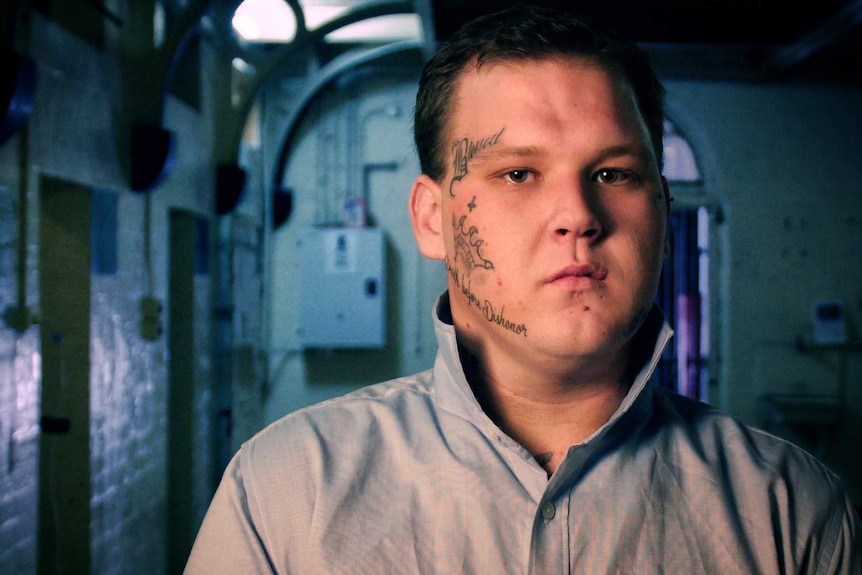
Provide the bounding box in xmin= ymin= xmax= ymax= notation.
xmin=466 ymin=145 xmax=545 ymax=166
xmin=592 ymin=143 xmax=655 ymax=163
xmin=467 ymin=142 xmax=653 ymax=166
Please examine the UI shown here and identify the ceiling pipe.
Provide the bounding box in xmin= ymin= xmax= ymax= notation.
xmin=209 ymin=0 xmax=417 ymax=223
xmin=217 ymin=0 xmax=415 ymax=166
xmin=269 ymin=39 xmax=423 ymax=228
xmin=768 ymin=0 xmax=862 ymax=71
xmin=135 ymin=1 xmax=422 ymax=205
xmin=127 ymin=0 xmax=213 ymax=192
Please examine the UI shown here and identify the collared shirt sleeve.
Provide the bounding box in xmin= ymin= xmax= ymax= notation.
xmin=183 ymin=448 xmax=276 ymax=575
xmin=822 ymin=493 xmax=862 ymax=574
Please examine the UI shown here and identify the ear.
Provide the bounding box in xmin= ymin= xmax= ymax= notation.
xmin=409 ymin=174 xmax=446 ymax=261
xmin=661 ymin=176 xmax=672 ymax=257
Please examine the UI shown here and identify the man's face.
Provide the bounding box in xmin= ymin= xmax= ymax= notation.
xmin=412 ymin=57 xmax=669 ymax=375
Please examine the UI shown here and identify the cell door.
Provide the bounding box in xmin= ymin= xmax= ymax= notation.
xmin=38 ymin=175 xmax=92 ymax=575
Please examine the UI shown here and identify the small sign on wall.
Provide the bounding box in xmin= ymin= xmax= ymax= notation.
xmin=324 ymin=230 xmax=357 ymax=274
xmin=343 ymin=197 xmax=366 ymax=228
xmin=811 ymin=300 xmax=847 ymax=345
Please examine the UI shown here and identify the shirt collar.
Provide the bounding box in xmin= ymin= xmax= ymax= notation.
xmin=431 ymin=290 xmax=674 ymax=442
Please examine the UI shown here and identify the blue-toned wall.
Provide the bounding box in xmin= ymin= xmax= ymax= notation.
xmin=0 ymin=10 xmax=226 ymax=575
xmin=665 ymin=80 xmax=862 ymax=502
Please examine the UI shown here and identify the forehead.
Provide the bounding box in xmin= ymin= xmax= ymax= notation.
xmin=446 ymin=56 xmax=647 ymax=150
xmin=455 ymin=56 xmax=632 ymax=114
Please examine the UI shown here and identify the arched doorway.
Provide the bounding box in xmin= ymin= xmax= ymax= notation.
xmin=656 ymin=119 xmax=717 ymax=403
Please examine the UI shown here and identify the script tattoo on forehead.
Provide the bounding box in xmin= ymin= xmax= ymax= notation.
xmin=448 ymin=128 xmax=504 ymax=197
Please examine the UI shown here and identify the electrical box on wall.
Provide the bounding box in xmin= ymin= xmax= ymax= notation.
xmin=297 ymin=226 xmax=386 ymax=348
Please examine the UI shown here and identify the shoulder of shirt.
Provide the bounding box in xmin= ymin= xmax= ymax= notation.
xmin=237 ymin=368 xmax=436 ymax=451
xmin=650 ymin=386 xmax=846 ymax=494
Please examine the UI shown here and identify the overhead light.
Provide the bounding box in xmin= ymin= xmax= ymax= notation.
xmin=233 ymin=0 xmax=420 ymax=44
xmin=324 ymin=13 xmax=421 ymax=43
xmin=303 ymin=4 xmax=352 ymax=29
xmin=233 ymin=0 xmax=298 ymax=43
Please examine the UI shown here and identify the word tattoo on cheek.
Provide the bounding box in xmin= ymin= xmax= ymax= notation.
xmin=445 ymin=258 xmax=528 ymax=338
xmin=482 ymin=300 xmax=528 ymax=337
xmin=452 ymin=214 xmax=494 ymax=274
xmin=445 ymin=257 xmax=481 ymax=309
xmin=449 ymin=128 xmax=504 ymax=197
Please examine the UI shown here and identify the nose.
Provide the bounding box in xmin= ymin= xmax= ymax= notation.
xmin=551 ymin=181 xmax=603 ymax=243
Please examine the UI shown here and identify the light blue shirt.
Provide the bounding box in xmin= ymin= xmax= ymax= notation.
xmin=185 ymin=293 xmax=861 ymax=574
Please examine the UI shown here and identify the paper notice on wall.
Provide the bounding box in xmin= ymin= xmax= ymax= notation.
xmin=324 ymin=230 xmax=357 ymax=273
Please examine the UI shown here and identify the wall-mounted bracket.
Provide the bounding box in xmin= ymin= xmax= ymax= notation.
xmin=121 ymin=0 xmax=213 ymax=192
xmin=0 ymin=48 xmax=36 ymax=146
xmin=139 ymin=296 xmax=163 ymax=341
xmin=131 ymin=124 xmax=176 ymax=192
xmin=216 ymin=162 xmax=247 ymax=215
xmin=2 ymin=304 xmax=37 ymax=333
xmin=272 ymin=186 xmax=293 ymax=229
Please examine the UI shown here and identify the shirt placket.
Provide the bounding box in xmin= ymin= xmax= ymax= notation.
xmin=528 ymin=490 xmax=570 ymax=574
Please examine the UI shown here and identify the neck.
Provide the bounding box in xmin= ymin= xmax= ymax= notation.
xmin=459 ymin=340 xmax=632 ymax=475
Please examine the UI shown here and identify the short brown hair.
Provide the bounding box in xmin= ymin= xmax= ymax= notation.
xmin=413 ymin=4 xmax=666 ymax=182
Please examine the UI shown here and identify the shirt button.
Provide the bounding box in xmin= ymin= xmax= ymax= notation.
xmin=541 ymin=501 xmax=556 ymax=521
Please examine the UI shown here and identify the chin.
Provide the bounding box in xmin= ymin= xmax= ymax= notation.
xmin=544 ymin=313 xmax=634 ymax=354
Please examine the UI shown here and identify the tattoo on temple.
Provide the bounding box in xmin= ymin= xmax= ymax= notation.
xmin=448 ymin=128 xmax=504 ymax=197
xmin=452 ymin=214 xmax=494 ymax=274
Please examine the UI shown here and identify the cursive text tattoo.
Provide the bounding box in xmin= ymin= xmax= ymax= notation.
xmin=482 ymin=300 xmax=528 ymax=337
xmin=449 ymin=128 xmax=504 ymax=197
xmin=446 ymin=258 xmax=482 ymax=310
xmin=445 ymin=257 xmax=528 ymax=338
xmin=452 ymin=214 xmax=494 ymax=274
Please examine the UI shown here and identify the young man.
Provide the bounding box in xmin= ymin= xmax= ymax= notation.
xmin=185 ymin=5 xmax=861 ymax=573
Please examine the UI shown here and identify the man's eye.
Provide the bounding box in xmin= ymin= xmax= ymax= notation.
xmin=594 ymin=168 xmax=636 ymax=185
xmin=505 ymin=169 xmax=533 ymax=184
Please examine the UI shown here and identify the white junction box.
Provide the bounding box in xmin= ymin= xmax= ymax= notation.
xmin=297 ymin=226 xmax=386 ymax=348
